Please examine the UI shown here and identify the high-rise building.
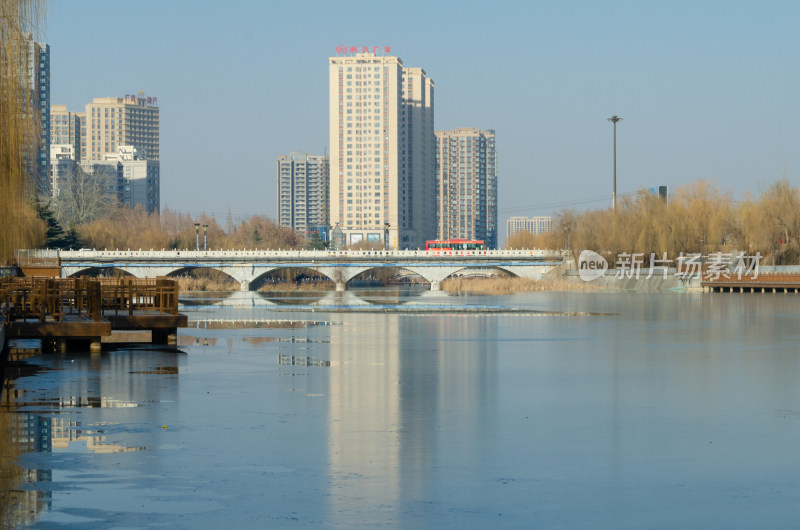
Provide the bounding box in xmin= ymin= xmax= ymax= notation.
xmin=277 ymin=152 xmax=330 ymax=237
xmin=50 ymin=104 xmax=84 ymax=161
xmin=83 ymin=92 xmax=159 ymax=162
xmin=506 ymin=216 xmax=552 ymax=239
xmin=328 ymin=51 xmax=435 ymax=249
xmin=25 ymin=35 xmax=50 ymax=195
xmin=435 ymin=128 xmax=497 ymax=248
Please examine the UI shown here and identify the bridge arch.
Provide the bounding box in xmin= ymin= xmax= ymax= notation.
xmin=63 ymin=265 xmax=155 ymax=278
xmin=165 ymin=266 xmax=242 ymax=289
xmin=250 ymin=266 xmax=334 ymax=291
xmin=62 ymin=265 xmax=137 ymax=278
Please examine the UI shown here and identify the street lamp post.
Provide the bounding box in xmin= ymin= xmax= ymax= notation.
xmin=203 ymin=224 xmax=208 ymax=251
xmin=607 ymin=115 xmax=623 ymax=211
xmin=194 ymin=223 xmax=200 ymax=251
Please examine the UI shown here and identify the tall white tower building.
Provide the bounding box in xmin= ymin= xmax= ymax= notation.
xmin=328 ymin=51 xmax=435 ymax=249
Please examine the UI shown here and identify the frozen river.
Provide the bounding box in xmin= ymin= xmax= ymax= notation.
xmin=2 ymin=289 xmax=800 ymax=528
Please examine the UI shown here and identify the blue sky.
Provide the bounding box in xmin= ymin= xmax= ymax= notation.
xmin=47 ymin=1 xmax=800 ymax=238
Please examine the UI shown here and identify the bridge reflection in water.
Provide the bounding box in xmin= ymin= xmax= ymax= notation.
xmin=179 ymin=288 xmax=449 ymax=309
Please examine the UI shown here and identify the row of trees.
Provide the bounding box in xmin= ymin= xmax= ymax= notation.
xmin=16 ymin=176 xmax=800 ymax=262
xmin=75 ymin=207 xmax=306 ymax=251
xmin=506 ymin=179 xmax=800 ymax=265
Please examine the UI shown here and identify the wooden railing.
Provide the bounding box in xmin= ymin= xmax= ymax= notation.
xmin=703 ymin=272 xmax=800 ymax=284
xmin=97 ymin=277 xmax=179 ymax=315
xmin=0 ymin=277 xmax=179 ymax=322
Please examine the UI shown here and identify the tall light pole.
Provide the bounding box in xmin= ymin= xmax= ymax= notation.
xmin=607 ymin=115 xmax=622 ymax=211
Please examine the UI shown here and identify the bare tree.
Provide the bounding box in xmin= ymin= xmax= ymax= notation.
xmin=53 ymin=165 xmax=116 ymax=227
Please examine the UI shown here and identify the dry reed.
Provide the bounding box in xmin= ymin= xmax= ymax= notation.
xmin=442 ymin=275 xmax=595 ymax=295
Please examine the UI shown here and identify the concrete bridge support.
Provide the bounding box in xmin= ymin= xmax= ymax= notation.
xmin=404 ymin=266 xmax=465 ymax=291
xmin=312 ymin=266 xmax=371 ymax=292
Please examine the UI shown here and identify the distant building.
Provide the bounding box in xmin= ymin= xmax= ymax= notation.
xmin=49 ymin=143 xmax=77 ymax=198
xmin=648 ymin=185 xmax=668 ymax=202
xmin=507 ymin=216 xmax=552 ymax=240
xmin=83 ymin=92 xmax=159 ymax=162
xmin=277 ymin=152 xmax=330 ymax=238
xmin=81 ymin=145 xmax=160 ymax=213
xmin=24 ymin=35 xmax=50 ymax=195
xmin=329 ymin=51 xmax=435 ymax=249
xmin=50 ymin=104 xmax=84 ymax=161
xmin=54 ymin=92 xmax=160 ymax=210
xmin=435 ymin=128 xmax=497 ymax=248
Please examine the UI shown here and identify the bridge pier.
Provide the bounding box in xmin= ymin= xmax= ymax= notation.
xmin=240 ymin=280 xmax=250 ymax=292
xmin=335 ymin=281 xmax=347 ymax=292
xmin=430 ymin=280 xmax=441 ymax=291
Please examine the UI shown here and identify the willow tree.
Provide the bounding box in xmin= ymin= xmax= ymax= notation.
xmin=0 ymin=0 xmax=47 ymax=263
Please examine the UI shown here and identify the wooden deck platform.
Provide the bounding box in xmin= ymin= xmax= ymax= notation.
xmin=701 ymin=272 xmax=800 ymax=293
xmin=1 ymin=277 xmax=187 ymax=352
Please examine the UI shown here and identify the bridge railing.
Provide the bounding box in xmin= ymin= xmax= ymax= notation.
xmin=56 ymin=248 xmax=566 ymax=260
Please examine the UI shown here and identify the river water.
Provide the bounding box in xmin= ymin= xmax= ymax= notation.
xmin=2 ymin=289 xmax=800 ymax=528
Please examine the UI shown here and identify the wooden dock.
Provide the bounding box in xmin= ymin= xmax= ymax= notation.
xmin=0 ymin=277 xmax=187 ymax=352
xmin=701 ymin=272 xmax=800 ymax=293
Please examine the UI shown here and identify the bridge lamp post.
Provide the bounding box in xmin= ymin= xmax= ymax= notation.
xmin=384 ymin=223 xmax=390 ymax=251
xmin=203 ymin=224 xmax=208 ymax=251
xmin=607 ymin=115 xmax=623 ymax=212
xmin=194 ymin=223 xmax=200 ymax=251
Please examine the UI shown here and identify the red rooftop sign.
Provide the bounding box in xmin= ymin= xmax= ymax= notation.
xmin=336 ymin=45 xmax=391 ymax=55
xmin=124 ymin=94 xmax=158 ymax=106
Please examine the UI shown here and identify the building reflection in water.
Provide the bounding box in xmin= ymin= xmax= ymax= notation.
xmin=326 ymin=313 xmax=497 ymax=524
xmin=1 ymin=413 xmax=52 ymax=527
xmin=0 ymin=348 xmax=181 ymax=525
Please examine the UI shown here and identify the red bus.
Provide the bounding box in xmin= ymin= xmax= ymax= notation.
xmin=426 ymin=239 xmax=485 ymax=251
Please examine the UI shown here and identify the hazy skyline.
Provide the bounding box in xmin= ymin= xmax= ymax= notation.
xmin=47 ymin=1 xmax=800 ymax=236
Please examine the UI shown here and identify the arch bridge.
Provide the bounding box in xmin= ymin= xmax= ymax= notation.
xmin=50 ymin=249 xmax=566 ymax=291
